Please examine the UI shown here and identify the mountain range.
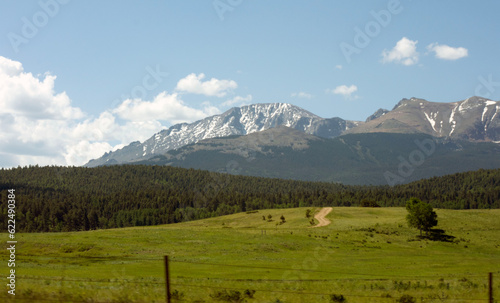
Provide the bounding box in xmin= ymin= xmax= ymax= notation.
xmin=85 ymin=103 xmax=361 ymax=167
xmin=85 ymin=96 xmax=500 ymax=185
xmin=349 ymin=96 xmax=500 ymax=141
xmin=133 ymin=126 xmax=500 ymax=185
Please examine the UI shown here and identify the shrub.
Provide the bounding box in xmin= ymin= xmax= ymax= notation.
xmin=244 ymin=289 xmax=256 ymax=298
xmin=209 ymin=290 xmax=244 ymax=302
xmin=330 ymin=294 xmax=347 ymax=303
xmin=170 ymin=289 xmax=184 ymax=300
xmin=360 ymin=199 xmax=380 ymax=207
xmin=397 ymin=294 xmax=416 ymax=303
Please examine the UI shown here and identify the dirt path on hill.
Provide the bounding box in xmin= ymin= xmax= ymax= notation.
xmin=312 ymin=207 xmax=333 ymax=228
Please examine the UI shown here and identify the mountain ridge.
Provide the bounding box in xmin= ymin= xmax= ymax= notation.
xmin=85 ymin=96 xmax=500 ymax=167
xmin=136 ymin=128 xmax=500 ymax=185
xmin=85 ymin=103 xmax=361 ymax=167
xmin=349 ymin=96 xmax=500 ymax=141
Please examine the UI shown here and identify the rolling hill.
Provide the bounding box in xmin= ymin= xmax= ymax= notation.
xmin=1 ymin=165 xmax=499 ymax=233
xmin=2 ymin=207 xmax=499 ymax=302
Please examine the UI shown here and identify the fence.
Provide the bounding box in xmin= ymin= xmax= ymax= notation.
xmin=1 ymin=255 xmax=496 ymax=302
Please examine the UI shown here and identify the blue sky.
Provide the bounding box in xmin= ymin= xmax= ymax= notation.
xmin=1 ymin=0 xmax=499 ymax=167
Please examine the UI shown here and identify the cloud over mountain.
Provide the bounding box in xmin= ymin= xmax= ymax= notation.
xmin=382 ymin=37 xmax=419 ymax=66
xmin=0 ymin=57 xmax=228 ymax=167
xmin=112 ymin=92 xmax=211 ymax=124
xmin=327 ymin=85 xmax=358 ymax=99
xmin=175 ymin=73 xmax=237 ymax=97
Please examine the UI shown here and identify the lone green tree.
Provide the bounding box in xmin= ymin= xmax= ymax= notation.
xmin=406 ymin=198 xmax=438 ymax=236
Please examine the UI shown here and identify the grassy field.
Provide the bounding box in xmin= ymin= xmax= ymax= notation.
xmin=1 ymin=207 xmax=499 ymax=302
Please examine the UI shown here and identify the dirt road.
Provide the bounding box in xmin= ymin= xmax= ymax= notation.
xmin=312 ymin=207 xmax=333 ymax=228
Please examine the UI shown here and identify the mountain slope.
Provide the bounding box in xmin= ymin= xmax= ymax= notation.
xmin=137 ymin=127 xmax=500 ymax=185
xmin=349 ymin=96 xmax=500 ymax=141
xmin=85 ymin=96 xmax=500 ymax=167
xmin=85 ymin=103 xmax=360 ymax=167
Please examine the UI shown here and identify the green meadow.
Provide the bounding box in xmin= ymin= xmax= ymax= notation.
xmin=1 ymin=207 xmax=499 ymax=302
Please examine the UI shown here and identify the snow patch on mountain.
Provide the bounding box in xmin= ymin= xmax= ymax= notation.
xmin=85 ymin=97 xmax=500 ymax=167
xmin=424 ymin=112 xmax=437 ymax=132
xmin=491 ymin=105 xmax=499 ymax=122
xmin=85 ymin=103 xmax=359 ymax=167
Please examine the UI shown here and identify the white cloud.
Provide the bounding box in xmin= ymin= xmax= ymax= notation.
xmin=0 ymin=56 xmax=228 ymax=167
xmin=110 ymin=120 xmax=164 ymax=146
xmin=0 ymin=114 xmax=81 ymax=166
xmin=64 ymin=140 xmax=114 ymax=168
xmin=201 ymin=101 xmax=222 ymax=116
xmin=222 ymin=94 xmax=253 ymax=107
xmin=382 ymin=37 xmax=419 ymax=66
xmin=327 ymin=85 xmax=358 ymax=99
xmin=335 ymin=65 xmax=343 ymax=70
xmin=112 ymin=92 xmax=212 ymax=124
xmin=291 ymin=92 xmax=313 ymax=99
xmin=0 ymin=56 xmax=23 ymax=76
xmin=427 ymin=43 xmax=468 ymax=60
xmin=0 ymin=56 xmax=88 ymax=166
xmin=72 ymin=111 xmax=119 ymax=142
xmin=176 ymin=73 xmax=237 ymax=97
xmin=70 ymin=111 xmax=165 ymax=153
xmin=0 ymin=57 xmax=84 ymax=120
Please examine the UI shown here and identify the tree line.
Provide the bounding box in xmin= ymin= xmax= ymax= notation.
xmin=0 ymin=165 xmax=498 ymax=232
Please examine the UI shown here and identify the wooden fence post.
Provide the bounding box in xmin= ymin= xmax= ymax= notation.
xmin=489 ymin=272 xmax=493 ymax=303
xmin=165 ymin=256 xmax=171 ymax=303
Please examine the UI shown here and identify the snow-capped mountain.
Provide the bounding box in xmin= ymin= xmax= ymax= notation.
xmin=349 ymin=96 xmax=500 ymax=141
xmin=85 ymin=97 xmax=500 ymax=167
xmin=85 ymin=103 xmax=360 ymax=167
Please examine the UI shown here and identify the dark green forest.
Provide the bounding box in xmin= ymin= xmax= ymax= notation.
xmin=1 ymin=165 xmax=499 ymax=232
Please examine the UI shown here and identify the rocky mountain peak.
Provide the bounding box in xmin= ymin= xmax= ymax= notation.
xmin=392 ymin=97 xmax=428 ymax=110
xmin=85 ymin=102 xmax=358 ymax=167
xmin=85 ymin=97 xmax=500 ymax=168
xmin=366 ymin=108 xmax=389 ymax=122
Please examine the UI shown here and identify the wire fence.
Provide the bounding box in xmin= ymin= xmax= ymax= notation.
xmin=0 ymin=279 xmax=492 ymax=303
xmin=2 ymin=256 xmax=496 ymax=302
xmin=11 ymin=254 xmax=493 ymax=279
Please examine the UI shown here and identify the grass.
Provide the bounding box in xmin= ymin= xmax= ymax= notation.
xmin=1 ymin=207 xmax=499 ymax=302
